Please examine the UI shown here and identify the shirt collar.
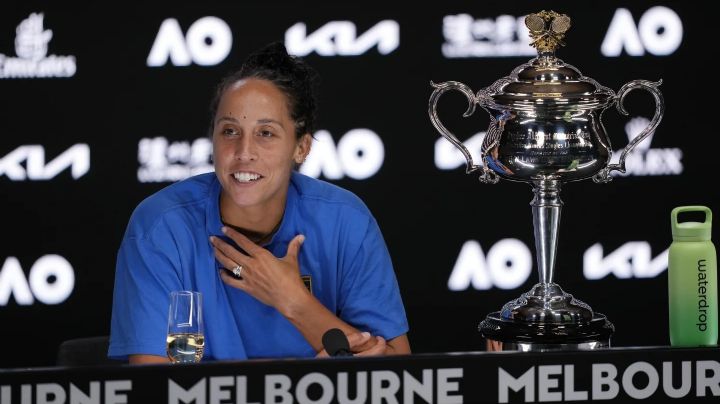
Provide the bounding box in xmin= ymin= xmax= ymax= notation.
xmin=205 ymin=172 xmax=299 ymax=246
xmin=206 ymin=175 xmax=224 ymax=238
xmin=265 ymin=172 xmax=299 ymax=246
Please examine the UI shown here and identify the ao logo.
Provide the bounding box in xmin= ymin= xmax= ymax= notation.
xmin=0 ymin=144 xmax=89 ymax=181
xmin=147 ymin=17 xmax=232 ymax=66
xmin=285 ymin=20 xmax=399 ymax=57
xmin=0 ymin=255 xmax=74 ymax=305
xmin=300 ymin=129 xmax=384 ymax=180
xmin=447 ymin=239 xmax=668 ymax=291
xmin=448 ymin=239 xmax=533 ymax=291
xmin=602 ymin=6 xmax=682 ymax=56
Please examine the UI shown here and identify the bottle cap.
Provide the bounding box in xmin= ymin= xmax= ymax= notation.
xmin=671 ymin=206 xmax=712 ymax=241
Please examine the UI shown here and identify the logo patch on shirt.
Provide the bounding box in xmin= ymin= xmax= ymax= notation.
xmin=301 ymin=275 xmax=312 ymax=295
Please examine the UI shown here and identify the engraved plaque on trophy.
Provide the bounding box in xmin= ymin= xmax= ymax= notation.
xmin=428 ymin=11 xmax=664 ymax=351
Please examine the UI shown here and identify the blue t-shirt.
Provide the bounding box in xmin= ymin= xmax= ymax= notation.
xmin=108 ymin=172 xmax=408 ymax=360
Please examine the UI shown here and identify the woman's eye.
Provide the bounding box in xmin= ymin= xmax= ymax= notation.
xmin=222 ymin=128 xmax=237 ymax=136
xmin=259 ymin=129 xmax=274 ymax=138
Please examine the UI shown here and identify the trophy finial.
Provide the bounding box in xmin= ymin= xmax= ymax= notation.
xmin=525 ymin=11 xmax=571 ymax=54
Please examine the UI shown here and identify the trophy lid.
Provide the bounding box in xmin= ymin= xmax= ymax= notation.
xmin=482 ymin=11 xmax=615 ymax=111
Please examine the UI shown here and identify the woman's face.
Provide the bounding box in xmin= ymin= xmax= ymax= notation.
xmin=212 ymin=78 xmax=310 ymax=212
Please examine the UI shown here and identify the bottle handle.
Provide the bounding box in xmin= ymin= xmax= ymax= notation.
xmin=671 ymin=206 xmax=712 ymax=227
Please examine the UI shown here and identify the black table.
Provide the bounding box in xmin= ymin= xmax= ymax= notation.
xmin=2 ymin=346 xmax=719 ymax=403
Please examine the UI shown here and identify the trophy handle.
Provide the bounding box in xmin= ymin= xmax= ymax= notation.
xmin=429 ymin=80 xmax=499 ymax=184
xmin=593 ymin=79 xmax=664 ymax=183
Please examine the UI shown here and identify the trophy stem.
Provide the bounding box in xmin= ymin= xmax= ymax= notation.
xmin=481 ymin=174 xmax=614 ymax=348
xmin=531 ymin=179 xmax=562 ymax=285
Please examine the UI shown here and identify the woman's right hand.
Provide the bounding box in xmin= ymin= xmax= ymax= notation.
xmin=211 ymin=228 xmax=309 ymax=315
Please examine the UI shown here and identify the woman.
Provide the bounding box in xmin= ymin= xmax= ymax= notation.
xmin=109 ymin=42 xmax=410 ymax=363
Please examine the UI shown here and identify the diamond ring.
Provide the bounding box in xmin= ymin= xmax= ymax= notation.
xmin=231 ymin=264 xmax=244 ymax=278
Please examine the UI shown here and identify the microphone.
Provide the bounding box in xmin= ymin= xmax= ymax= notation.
xmin=322 ymin=328 xmax=352 ymax=357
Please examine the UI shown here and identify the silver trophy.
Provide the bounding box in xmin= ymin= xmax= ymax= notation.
xmin=429 ymin=11 xmax=664 ymax=351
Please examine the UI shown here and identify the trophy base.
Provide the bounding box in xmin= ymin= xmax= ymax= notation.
xmin=479 ymin=311 xmax=614 ymax=352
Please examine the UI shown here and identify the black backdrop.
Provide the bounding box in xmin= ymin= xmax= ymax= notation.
xmin=1 ymin=0 xmax=715 ymax=368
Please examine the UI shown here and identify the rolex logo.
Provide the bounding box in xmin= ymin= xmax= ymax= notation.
xmin=610 ymin=116 xmax=682 ymax=177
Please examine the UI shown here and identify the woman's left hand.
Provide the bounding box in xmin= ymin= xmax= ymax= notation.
xmin=211 ymin=227 xmax=308 ymax=314
xmin=315 ymin=331 xmax=387 ymax=358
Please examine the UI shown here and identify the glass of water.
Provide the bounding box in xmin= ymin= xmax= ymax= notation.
xmin=166 ymin=291 xmax=204 ymax=363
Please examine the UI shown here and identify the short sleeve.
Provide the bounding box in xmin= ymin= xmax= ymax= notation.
xmin=337 ymin=216 xmax=409 ymax=340
xmin=108 ymin=217 xmax=183 ymax=360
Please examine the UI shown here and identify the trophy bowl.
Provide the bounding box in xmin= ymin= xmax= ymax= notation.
xmin=429 ymin=10 xmax=664 ymax=351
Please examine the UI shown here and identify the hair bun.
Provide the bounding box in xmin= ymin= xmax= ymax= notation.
xmin=243 ymin=41 xmax=293 ymax=73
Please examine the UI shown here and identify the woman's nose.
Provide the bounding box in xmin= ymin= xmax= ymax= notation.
xmin=234 ymin=134 xmax=257 ymax=161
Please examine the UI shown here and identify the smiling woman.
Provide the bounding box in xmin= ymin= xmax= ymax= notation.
xmin=108 ymin=42 xmax=410 ymax=364
xmin=213 ymin=78 xmax=309 ymax=239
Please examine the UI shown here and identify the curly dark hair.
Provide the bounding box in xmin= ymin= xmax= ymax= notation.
xmin=208 ymin=41 xmax=319 ymax=139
